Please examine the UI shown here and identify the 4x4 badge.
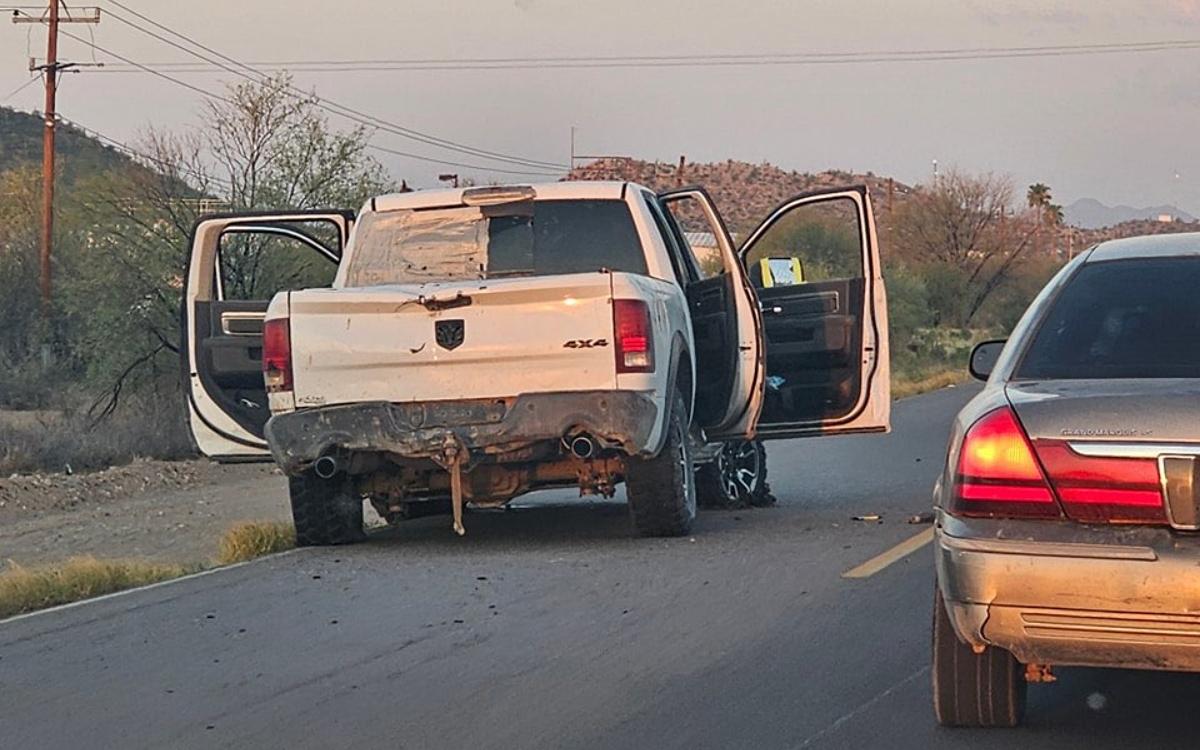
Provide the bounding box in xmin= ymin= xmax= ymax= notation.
xmin=435 ymin=319 xmax=465 ymax=350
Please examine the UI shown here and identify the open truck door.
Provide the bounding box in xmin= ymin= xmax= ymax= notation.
xmin=657 ymin=188 xmax=765 ymax=442
xmin=739 ymin=185 xmax=890 ymax=439
xmin=183 ymin=211 xmax=352 ymax=460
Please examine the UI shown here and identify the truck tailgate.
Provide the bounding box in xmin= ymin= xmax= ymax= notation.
xmin=288 ymin=273 xmax=617 ymax=406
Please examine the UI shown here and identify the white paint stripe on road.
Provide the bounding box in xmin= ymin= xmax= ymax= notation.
xmin=841 ymin=528 xmax=935 ymax=579
xmin=0 ymin=549 xmax=300 ymax=628
xmin=793 ymin=666 xmax=930 ymax=748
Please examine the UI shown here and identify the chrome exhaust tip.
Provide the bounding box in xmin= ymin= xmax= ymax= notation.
xmin=313 ymin=454 xmax=341 ymax=479
xmin=569 ymin=434 xmax=597 ymax=460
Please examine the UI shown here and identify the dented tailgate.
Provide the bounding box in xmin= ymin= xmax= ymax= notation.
xmin=287 ymin=273 xmax=618 ymax=407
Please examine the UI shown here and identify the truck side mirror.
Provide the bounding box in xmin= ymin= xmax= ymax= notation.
xmin=969 ymin=340 xmax=1006 ymax=381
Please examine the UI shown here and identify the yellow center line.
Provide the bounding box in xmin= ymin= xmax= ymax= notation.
xmin=841 ymin=527 xmax=935 ymax=579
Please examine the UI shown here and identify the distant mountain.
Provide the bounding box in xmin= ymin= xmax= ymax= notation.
xmin=1064 ymin=197 xmax=1196 ymax=229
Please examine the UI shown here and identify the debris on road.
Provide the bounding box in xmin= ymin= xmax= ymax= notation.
xmin=907 ymin=511 xmax=935 ymax=524
xmin=852 ymin=514 xmax=882 ymax=523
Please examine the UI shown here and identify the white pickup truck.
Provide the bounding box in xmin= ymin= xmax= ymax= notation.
xmin=183 ymin=181 xmax=890 ymax=544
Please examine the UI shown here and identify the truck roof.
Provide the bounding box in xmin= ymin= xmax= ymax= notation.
xmin=370 ymin=181 xmax=634 ymax=213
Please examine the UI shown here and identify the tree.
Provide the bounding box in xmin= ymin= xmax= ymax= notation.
xmin=892 ymin=170 xmax=1040 ymax=327
xmin=1026 ymin=183 xmax=1053 ymax=255
xmin=1026 ymin=183 xmax=1051 ymax=211
xmin=57 ymin=73 xmax=394 ymax=412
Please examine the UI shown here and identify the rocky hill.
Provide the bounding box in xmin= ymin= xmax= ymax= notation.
xmin=568 ymin=157 xmax=914 ymax=233
xmin=0 ymin=106 xmax=142 ymax=184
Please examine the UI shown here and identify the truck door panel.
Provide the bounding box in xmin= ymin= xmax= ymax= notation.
xmin=740 ymin=186 xmax=889 ymax=438
xmin=184 ymin=212 xmax=351 ymax=459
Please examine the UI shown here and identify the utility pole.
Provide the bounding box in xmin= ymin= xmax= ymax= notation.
xmin=12 ymin=3 xmax=101 ymax=315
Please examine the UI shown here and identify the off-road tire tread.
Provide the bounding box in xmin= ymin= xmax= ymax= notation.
xmin=932 ymin=588 xmax=1026 ymax=728
xmin=626 ymin=390 xmax=695 ymax=537
xmin=289 ymin=472 xmax=366 ymax=546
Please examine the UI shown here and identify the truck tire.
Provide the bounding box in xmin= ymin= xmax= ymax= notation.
xmin=626 ymin=389 xmax=697 ymax=537
xmin=932 ymin=588 xmax=1025 ymax=728
xmin=697 ymin=440 xmax=773 ymax=509
xmin=288 ymin=471 xmax=366 ymax=547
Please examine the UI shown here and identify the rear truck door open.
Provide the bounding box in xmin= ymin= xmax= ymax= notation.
xmin=739 ymin=185 xmax=890 ymax=439
xmin=658 ymin=187 xmax=764 ymax=441
xmin=183 ymin=211 xmax=352 ymax=460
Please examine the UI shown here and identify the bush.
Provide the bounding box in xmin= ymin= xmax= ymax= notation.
xmin=0 ymin=392 xmax=195 ymax=476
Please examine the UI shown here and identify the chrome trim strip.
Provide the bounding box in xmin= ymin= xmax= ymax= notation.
xmin=1068 ymin=442 xmax=1200 ymax=459
xmin=1159 ymin=454 xmax=1200 ymax=531
xmin=220 ymin=311 xmax=266 ymax=336
xmin=940 ymin=533 xmax=1158 ymax=561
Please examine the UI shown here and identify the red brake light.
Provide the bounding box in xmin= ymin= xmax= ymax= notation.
xmin=1033 ymin=442 xmax=1167 ymax=524
xmin=950 ymin=407 xmax=1059 ymax=518
xmin=262 ymin=318 xmax=293 ymax=393
xmin=613 ymin=299 xmax=654 ymax=374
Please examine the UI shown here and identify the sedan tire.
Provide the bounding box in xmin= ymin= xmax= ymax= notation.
xmin=932 ymin=587 xmax=1026 ymax=728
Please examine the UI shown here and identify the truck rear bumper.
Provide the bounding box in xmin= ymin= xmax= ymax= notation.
xmin=264 ymin=391 xmax=659 ymax=475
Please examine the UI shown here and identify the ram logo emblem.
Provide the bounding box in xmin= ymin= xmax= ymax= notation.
xmin=435 ymin=319 xmax=465 ymax=351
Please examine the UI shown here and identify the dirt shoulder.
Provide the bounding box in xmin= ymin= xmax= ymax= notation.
xmin=0 ymin=460 xmax=290 ymax=571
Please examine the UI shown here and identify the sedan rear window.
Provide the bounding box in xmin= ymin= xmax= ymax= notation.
xmin=342 ymin=199 xmax=646 ymax=286
xmin=1017 ymin=257 xmax=1200 ymax=379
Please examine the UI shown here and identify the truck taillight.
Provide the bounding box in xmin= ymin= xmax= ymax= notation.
xmin=1033 ymin=442 xmax=1168 ymax=525
xmin=613 ymin=299 xmax=654 ymax=374
xmin=262 ymin=318 xmax=293 ymax=393
xmin=949 ymin=407 xmax=1060 ymax=519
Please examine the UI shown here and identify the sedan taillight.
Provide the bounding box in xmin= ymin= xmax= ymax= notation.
xmin=949 ymin=406 xmax=1169 ymax=524
xmin=262 ymin=318 xmax=293 ymax=393
xmin=949 ymin=407 xmax=1061 ymax=519
xmin=1033 ymin=442 xmax=1168 ymax=524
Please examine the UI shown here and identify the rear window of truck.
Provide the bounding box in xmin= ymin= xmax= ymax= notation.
xmin=343 ymin=199 xmax=647 ymax=286
xmin=1016 ymin=257 xmax=1200 ymax=379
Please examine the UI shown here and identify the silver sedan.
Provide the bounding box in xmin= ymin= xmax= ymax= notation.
xmin=932 ymin=233 xmax=1200 ymax=727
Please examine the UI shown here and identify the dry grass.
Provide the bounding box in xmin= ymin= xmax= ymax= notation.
xmin=0 ymin=397 xmax=195 ymax=476
xmin=892 ymin=368 xmax=971 ymax=400
xmin=0 ymin=556 xmax=192 ymax=620
xmin=216 ymin=520 xmax=296 ymax=565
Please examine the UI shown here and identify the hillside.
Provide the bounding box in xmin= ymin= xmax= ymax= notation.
xmin=0 ymin=106 xmax=143 ymax=184
xmin=568 ymin=157 xmax=913 ymax=233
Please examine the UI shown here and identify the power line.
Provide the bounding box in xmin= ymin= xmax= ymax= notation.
xmin=40 ymin=16 xmax=560 ymax=176
xmin=2 ymin=73 xmax=40 ymax=101
xmin=56 ymin=112 xmax=234 ymax=191
xmin=99 ymin=1 xmax=567 ymax=171
xmin=79 ymin=36 xmax=1200 ymax=72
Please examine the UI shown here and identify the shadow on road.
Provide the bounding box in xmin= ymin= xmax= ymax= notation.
xmin=1021 ymin=667 xmax=1200 ymax=740
xmin=363 ymin=495 xmax=639 ymax=552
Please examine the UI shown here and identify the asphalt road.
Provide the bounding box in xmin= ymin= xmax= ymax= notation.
xmin=5 ymin=384 xmax=1200 ymax=749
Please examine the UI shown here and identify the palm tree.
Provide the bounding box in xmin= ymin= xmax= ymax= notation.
xmin=1026 ymin=183 xmax=1052 ymax=210
xmin=1045 ymin=203 xmax=1064 ymax=226
xmin=1027 ymin=183 xmax=1053 ymax=254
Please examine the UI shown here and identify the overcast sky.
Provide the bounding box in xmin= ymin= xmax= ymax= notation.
xmin=3 ymin=0 xmax=1200 ymax=211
